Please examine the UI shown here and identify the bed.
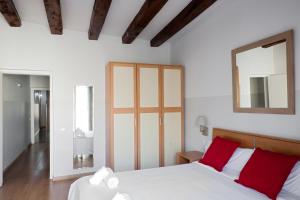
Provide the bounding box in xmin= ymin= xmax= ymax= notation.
xmin=68 ymin=128 xmax=300 ymax=200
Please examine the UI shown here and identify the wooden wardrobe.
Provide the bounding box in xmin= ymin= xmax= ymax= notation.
xmin=106 ymin=62 xmax=184 ymax=172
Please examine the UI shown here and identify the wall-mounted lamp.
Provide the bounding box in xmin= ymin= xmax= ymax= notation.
xmin=16 ymin=83 xmax=22 ymax=87
xmin=195 ymin=115 xmax=208 ymax=136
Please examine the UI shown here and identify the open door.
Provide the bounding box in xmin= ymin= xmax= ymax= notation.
xmin=0 ymin=72 xmax=3 ymax=186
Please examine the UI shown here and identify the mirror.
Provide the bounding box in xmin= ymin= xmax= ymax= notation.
xmin=73 ymin=86 xmax=94 ymax=169
xmin=232 ymin=30 xmax=295 ymax=114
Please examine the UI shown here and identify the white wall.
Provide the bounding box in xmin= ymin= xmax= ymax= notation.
xmin=30 ymin=76 xmax=50 ymax=89
xmin=0 ymin=20 xmax=170 ymax=177
xmin=170 ymin=0 xmax=300 ymax=152
xmin=3 ymin=74 xmax=31 ymax=170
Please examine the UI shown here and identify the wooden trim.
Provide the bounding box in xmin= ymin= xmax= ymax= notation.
xmin=139 ymin=107 xmax=160 ymax=113
xmin=232 ymin=30 xmax=295 ymax=115
xmin=109 ymin=62 xmax=136 ymax=68
xmin=213 ymin=128 xmax=300 ymax=157
xmin=137 ymin=63 xmax=160 ymax=68
xmin=159 ymin=66 xmax=164 ymax=167
xmin=52 ymin=172 xmax=93 ymax=182
xmin=133 ymin=65 xmax=138 ymax=170
xmin=106 ymin=63 xmax=114 ymax=169
xmin=136 ymin=65 xmax=141 ymax=169
xmin=163 ymin=107 xmax=182 ymax=112
xmin=109 ymin=61 xmax=182 ymax=69
xmin=112 ymin=108 xmax=135 ymax=113
xmin=161 ymin=65 xmax=183 ymax=69
xmin=181 ymin=67 xmax=185 ymax=152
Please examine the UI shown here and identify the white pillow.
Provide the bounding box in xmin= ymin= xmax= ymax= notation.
xmin=279 ymin=161 xmax=300 ymax=199
xmin=222 ymin=148 xmax=254 ymax=179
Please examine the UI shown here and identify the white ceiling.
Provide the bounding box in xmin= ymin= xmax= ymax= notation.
xmin=11 ymin=0 xmax=192 ymax=41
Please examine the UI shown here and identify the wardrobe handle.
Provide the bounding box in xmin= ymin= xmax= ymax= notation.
xmin=160 ymin=117 xmax=163 ymax=126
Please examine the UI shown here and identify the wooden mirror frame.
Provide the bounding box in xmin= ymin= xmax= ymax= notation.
xmin=232 ymin=30 xmax=295 ymax=115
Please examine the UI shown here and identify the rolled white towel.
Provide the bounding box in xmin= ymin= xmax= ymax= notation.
xmin=105 ymin=175 xmax=119 ymax=189
xmin=112 ymin=192 xmax=131 ymax=200
xmin=89 ymin=167 xmax=113 ymax=185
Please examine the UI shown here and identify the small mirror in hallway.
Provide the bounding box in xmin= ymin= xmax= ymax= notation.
xmin=73 ymin=86 xmax=94 ymax=169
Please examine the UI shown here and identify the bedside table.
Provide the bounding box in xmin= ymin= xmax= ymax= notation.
xmin=176 ymin=151 xmax=203 ymax=165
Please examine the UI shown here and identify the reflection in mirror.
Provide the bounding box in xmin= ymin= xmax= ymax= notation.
xmin=73 ymin=86 xmax=94 ymax=169
xmin=236 ymin=41 xmax=288 ymax=108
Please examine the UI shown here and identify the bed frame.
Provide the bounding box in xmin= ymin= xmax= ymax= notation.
xmin=213 ymin=128 xmax=300 ymax=157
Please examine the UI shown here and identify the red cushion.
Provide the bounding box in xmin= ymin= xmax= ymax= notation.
xmin=200 ymin=137 xmax=239 ymax=171
xmin=235 ymin=148 xmax=298 ymax=200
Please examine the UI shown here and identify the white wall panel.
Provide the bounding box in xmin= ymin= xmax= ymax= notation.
xmin=113 ymin=114 xmax=135 ymax=171
xmin=140 ymin=113 xmax=160 ymax=169
xmin=164 ymin=112 xmax=181 ymax=166
xmin=140 ymin=67 xmax=159 ymax=107
xmin=164 ymin=69 xmax=181 ymax=107
xmin=113 ymin=67 xmax=134 ymax=108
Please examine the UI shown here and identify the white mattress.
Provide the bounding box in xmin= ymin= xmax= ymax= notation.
xmin=68 ymin=163 xmax=291 ymax=200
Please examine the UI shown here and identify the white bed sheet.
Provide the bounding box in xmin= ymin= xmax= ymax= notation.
xmin=68 ymin=163 xmax=291 ymax=200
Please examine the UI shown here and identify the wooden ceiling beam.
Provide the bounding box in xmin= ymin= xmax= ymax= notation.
xmin=0 ymin=0 xmax=21 ymax=27
xmin=122 ymin=0 xmax=168 ymax=44
xmin=43 ymin=0 xmax=63 ymax=35
xmin=150 ymin=0 xmax=217 ymax=47
xmin=88 ymin=0 xmax=112 ymax=40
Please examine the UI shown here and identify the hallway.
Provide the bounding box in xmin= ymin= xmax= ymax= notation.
xmin=0 ymin=135 xmax=74 ymax=200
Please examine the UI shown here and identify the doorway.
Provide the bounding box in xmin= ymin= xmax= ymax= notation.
xmin=31 ymin=89 xmax=50 ymax=144
xmin=0 ymin=70 xmax=53 ymax=187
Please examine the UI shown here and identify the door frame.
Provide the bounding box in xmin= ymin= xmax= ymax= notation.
xmin=0 ymin=69 xmax=54 ymax=187
xmin=30 ymin=88 xmax=50 ymax=144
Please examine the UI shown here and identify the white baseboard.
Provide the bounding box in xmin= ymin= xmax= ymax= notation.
xmin=52 ymin=172 xmax=93 ymax=182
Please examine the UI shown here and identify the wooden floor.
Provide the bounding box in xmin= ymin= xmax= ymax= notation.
xmin=0 ymin=133 xmax=76 ymax=200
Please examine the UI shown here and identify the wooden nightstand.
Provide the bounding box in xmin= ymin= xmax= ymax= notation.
xmin=176 ymin=151 xmax=203 ymax=164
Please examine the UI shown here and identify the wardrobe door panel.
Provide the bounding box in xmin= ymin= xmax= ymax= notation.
xmin=163 ymin=69 xmax=182 ymax=107
xmin=140 ymin=113 xmax=160 ymax=169
xmin=137 ymin=65 xmax=161 ymax=169
xmin=139 ymin=67 xmax=159 ymax=107
xmin=113 ymin=113 xmax=135 ymax=171
xmin=163 ymin=112 xmax=182 ymax=166
xmin=113 ymin=66 xmax=135 ymax=108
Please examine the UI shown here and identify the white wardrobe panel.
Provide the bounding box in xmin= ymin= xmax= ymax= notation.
xmin=140 ymin=68 xmax=159 ymax=107
xmin=164 ymin=112 xmax=182 ymax=166
xmin=140 ymin=113 xmax=160 ymax=169
xmin=164 ymin=69 xmax=181 ymax=107
xmin=114 ymin=114 xmax=135 ymax=171
xmin=113 ymin=66 xmax=134 ymax=108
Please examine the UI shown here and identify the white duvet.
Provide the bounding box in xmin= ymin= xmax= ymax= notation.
xmin=68 ymin=163 xmax=291 ymax=200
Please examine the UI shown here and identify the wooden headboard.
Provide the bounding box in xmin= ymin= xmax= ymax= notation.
xmin=213 ymin=128 xmax=300 ymax=157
